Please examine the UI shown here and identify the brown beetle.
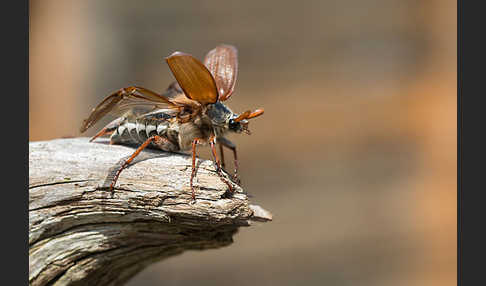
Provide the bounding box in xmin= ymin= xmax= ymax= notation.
xmin=80 ymin=44 xmax=264 ymax=199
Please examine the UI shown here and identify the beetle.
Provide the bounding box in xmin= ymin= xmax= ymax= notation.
xmin=80 ymin=44 xmax=264 ymax=199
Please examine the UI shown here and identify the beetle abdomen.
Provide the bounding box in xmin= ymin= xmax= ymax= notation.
xmin=110 ymin=116 xmax=179 ymax=151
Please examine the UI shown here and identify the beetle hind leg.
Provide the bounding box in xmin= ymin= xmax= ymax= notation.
xmin=110 ymin=135 xmax=164 ymax=192
xmin=89 ymin=117 xmax=125 ymax=143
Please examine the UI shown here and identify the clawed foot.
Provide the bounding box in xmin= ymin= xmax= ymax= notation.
xmin=216 ymin=164 xmax=241 ymax=186
xmin=233 ymin=173 xmax=241 ymax=186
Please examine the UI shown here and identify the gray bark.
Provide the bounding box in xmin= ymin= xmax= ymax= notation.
xmin=29 ymin=138 xmax=272 ymax=286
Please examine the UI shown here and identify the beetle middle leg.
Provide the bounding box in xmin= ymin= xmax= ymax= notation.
xmin=190 ymin=138 xmax=201 ymax=200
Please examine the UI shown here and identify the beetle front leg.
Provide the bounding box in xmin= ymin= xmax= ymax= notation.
xmin=209 ymin=136 xmax=234 ymax=194
xmin=216 ymin=137 xmax=241 ymax=185
xmin=219 ymin=143 xmax=226 ymax=169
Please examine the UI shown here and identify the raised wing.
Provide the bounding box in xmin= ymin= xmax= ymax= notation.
xmin=204 ymin=44 xmax=238 ymax=101
xmin=165 ymin=52 xmax=219 ymax=105
xmin=163 ymin=81 xmax=183 ymax=99
xmin=80 ymin=86 xmax=179 ymax=133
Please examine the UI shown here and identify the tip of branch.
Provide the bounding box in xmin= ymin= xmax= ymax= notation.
xmin=249 ymin=204 xmax=273 ymax=222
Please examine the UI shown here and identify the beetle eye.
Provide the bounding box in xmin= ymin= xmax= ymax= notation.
xmin=228 ymin=119 xmax=238 ymax=130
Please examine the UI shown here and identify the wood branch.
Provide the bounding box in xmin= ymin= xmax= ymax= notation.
xmin=29 ymin=138 xmax=272 ymax=286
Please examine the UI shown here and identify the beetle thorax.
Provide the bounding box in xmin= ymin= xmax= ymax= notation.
xmin=206 ymin=102 xmax=235 ymax=136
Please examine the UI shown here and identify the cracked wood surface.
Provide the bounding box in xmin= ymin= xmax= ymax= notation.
xmin=29 ymin=138 xmax=272 ymax=286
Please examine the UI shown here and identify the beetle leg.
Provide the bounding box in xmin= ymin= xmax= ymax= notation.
xmin=110 ymin=135 xmax=162 ymax=192
xmin=217 ymin=137 xmax=241 ymax=185
xmin=190 ymin=138 xmax=201 ymax=200
xmin=209 ymin=136 xmax=234 ymax=194
xmin=89 ymin=117 xmax=125 ymax=142
xmin=219 ymin=143 xmax=226 ymax=169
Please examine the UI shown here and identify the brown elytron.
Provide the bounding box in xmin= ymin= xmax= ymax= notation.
xmin=80 ymin=44 xmax=264 ymax=200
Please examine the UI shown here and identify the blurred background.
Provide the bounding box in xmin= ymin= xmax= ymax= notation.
xmin=30 ymin=0 xmax=456 ymax=285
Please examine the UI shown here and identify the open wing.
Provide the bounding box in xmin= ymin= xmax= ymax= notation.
xmin=163 ymin=81 xmax=183 ymax=99
xmin=80 ymin=86 xmax=180 ymax=133
xmin=204 ymin=44 xmax=238 ymax=101
xmin=165 ymin=52 xmax=219 ymax=105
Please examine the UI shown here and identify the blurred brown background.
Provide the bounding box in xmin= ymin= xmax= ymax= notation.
xmin=29 ymin=0 xmax=456 ymax=285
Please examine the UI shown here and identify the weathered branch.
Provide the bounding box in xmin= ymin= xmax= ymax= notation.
xmin=29 ymin=138 xmax=271 ymax=286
